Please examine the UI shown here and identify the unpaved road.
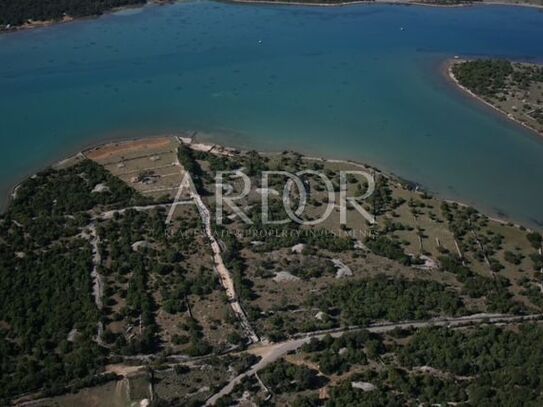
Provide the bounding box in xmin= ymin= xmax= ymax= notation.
xmin=95 ymin=203 xmax=173 ymax=220
xmin=85 ymin=224 xmax=103 ymax=310
xmin=170 ymin=147 xmax=259 ymax=344
xmin=191 ymin=189 xmax=259 ymax=344
xmin=205 ymin=313 xmax=542 ymax=405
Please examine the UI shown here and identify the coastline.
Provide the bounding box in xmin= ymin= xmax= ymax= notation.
xmin=223 ymin=0 xmax=543 ymax=9
xmin=445 ymin=59 xmax=543 ymax=140
xmin=4 ymin=132 xmax=534 ymax=233
xmin=3 ymin=59 xmax=543 ymax=229
xmin=1 ymin=132 xmax=175 ymax=213
xmin=177 ymin=137 xmax=529 ymax=229
xmin=224 ymin=0 xmax=470 ymax=8
xmin=0 ymin=0 xmax=172 ymax=36
xmin=2 ymin=0 xmax=543 ymax=36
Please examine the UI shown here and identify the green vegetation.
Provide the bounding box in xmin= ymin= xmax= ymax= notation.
xmin=97 ymin=209 xmax=164 ymax=354
xmin=398 ymin=324 xmax=543 ymax=405
xmin=0 ymin=161 xmax=139 ymax=401
xmin=452 ymin=59 xmax=514 ymax=97
xmin=0 ymin=158 xmax=216 ymax=402
xmin=452 ymin=59 xmax=543 ymax=131
xmin=177 ymin=144 xmax=205 ymax=193
xmin=326 ymin=369 xmax=465 ymax=406
xmin=527 ymin=231 xmax=542 ymax=249
xmin=439 ymin=255 xmax=525 ymax=313
xmin=0 ymin=0 xmax=146 ymax=27
xmin=11 ymin=160 xmax=146 ymax=220
xmin=314 ymin=275 xmax=466 ymax=326
xmin=285 ymin=256 xmax=336 ymax=280
xmin=219 ymin=227 xmax=256 ymax=304
xmin=242 ymin=150 xmax=269 ymax=177
xmin=97 ymin=207 xmax=220 ymax=356
xmin=301 ymin=331 xmax=383 ymax=375
xmin=365 ymin=235 xmax=412 ymax=265
xmin=313 ymin=323 xmax=543 ymax=406
xmin=2 ymin=139 xmax=543 ymax=405
xmin=441 ymin=202 xmax=509 ymax=273
xmin=369 ymin=177 xmax=397 ymax=216
xmin=249 ymin=225 xmax=353 ymax=253
xmin=260 ymin=360 xmax=324 ymax=394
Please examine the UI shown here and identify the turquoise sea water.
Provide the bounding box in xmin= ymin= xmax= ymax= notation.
xmin=1 ymin=2 xmax=543 ymax=226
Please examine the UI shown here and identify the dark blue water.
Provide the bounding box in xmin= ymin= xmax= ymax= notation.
xmin=1 ymin=2 xmax=543 ymax=226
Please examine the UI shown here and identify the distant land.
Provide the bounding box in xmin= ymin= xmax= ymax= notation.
xmin=449 ymin=59 xmax=543 ymax=138
xmin=2 ymin=136 xmax=543 ymax=405
xmin=0 ymin=0 xmax=155 ymax=30
xmin=229 ymin=0 xmax=543 ymax=7
xmin=2 ymin=0 xmax=543 ymax=32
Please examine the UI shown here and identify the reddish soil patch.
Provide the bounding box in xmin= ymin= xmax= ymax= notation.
xmin=86 ymin=137 xmax=173 ymax=161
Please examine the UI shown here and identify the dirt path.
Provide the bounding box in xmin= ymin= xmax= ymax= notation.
xmin=191 ymin=189 xmax=259 ymax=344
xmin=205 ymin=313 xmax=542 ymax=405
xmin=95 ymin=203 xmax=173 ymax=220
xmin=85 ymin=223 xmax=106 ymax=347
xmin=83 ymin=224 xmax=103 ymax=310
xmin=169 ymin=146 xmax=259 ymax=344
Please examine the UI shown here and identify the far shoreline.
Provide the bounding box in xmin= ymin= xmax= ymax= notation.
xmin=224 ymin=0 xmax=543 ymax=9
xmin=0 ymin=1 xmax=168 ymax=36
xmin=0 ymin=131 xmax=175 ymax=212
xmin=2 ymin=0 xmax=543 ymax=36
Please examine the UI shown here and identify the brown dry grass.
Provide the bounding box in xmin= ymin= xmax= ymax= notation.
xmin=85 ymin=137 xmax=173 ymax=162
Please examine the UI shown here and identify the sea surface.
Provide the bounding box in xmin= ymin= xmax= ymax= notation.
xmin=1 ymin=1 xmax=543 ymax=226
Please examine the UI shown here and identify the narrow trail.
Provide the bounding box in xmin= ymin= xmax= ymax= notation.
xmin=205 ymin=313 xmax=542 ymax=405
xmin=86 ymin=223 xmax=105 ymax=346
xmin=81 ymin=222 xmax=104 ymax=346
xmin=95 ymin=203 xmax=173 ymax=220
xmin=169 ymin=144 xmax=259 ymax=344
xmin=191 ymin=190 xmax=259 ymax=343
xmin=85 ymin=224 xmax=103 ymax=310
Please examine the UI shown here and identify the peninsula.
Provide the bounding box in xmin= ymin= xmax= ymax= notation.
xmin=2 ymin=136 xmax=543 ymax=406
xmin=450 ymin=59 xmax=543 ymax=137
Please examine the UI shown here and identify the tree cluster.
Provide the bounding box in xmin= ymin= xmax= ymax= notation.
xmin=1 ymin=0 xmax=146 ymax=26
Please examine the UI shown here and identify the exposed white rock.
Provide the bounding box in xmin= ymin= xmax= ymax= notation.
xmin=315 ymin=311 xmax=326 ymax=321
xmin=414 ymin=254 xmax=438 ymax=270
xmin=332 ymin=258 xmax=353 ymax=279
xmin=351 ymin=382 xmax=377 ymax=392
xmin=132 ymin=241 xmax=153 ymax=251
xmin=354 ymin=240 xmax=368 ymax=250
xmin=92 ymin=183 xmax=110 ymax=193
xmin=67 ymin=328 xmax=79 ymax=342
xmin=291 ymin=243 xmax=306 ymax=254
xmin=273 ymin=271 xmax=300 ymax=282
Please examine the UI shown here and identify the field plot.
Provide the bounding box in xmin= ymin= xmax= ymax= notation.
xmin=85 ymin=137 xmax=182 ymax=201
xmin=30 ymin=380 xmax=130 ymax=407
